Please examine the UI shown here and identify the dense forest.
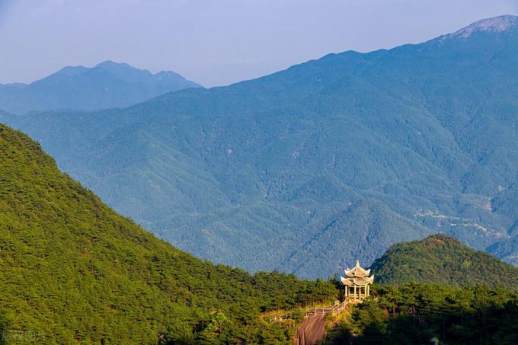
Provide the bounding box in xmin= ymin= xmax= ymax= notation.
xmin=0 ymin=123 xmax=338 ymax=344
xmin=325 ymin=235 xmax=518 ymax=344
xmin=326 ymin=284 xmax=518 ymax=345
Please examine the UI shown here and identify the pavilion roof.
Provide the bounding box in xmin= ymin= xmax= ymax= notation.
xmin=345 ymin=260 xmax=371 ymax=277
xmin=340 ymin=275 xmax=374 ymax=286
xmin=340 ymin=260 xmax=374 ymax=286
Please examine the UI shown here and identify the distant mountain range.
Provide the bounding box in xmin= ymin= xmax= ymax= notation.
xmin=371 ymin=234 xmax=518 ymax=288
xmin=2 ymin=15 xmax=518 ymax=278
xmin=0 ymin=61 xmax=200 ymax=113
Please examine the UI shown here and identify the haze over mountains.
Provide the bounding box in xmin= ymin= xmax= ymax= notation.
xmin=2 ymin=15 xmax=518 ymax=278
xmin=0 ymin=61 xmax=200 ymax=114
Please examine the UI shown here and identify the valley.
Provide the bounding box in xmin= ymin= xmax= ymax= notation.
xmin=3 ymin=16 xmax=518 ymax=278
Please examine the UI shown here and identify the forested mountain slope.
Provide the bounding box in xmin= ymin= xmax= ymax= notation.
xmin=3 ymin=15 xmax=518 ymax=278
xmin=0 ymin=61 xmax=200 ymax=114
xmin=327 ymin=233 xmax=518 ymax=344
xmin=371 ymin=234 xmax=518 ymax=288
xmin=0 ymin=124 xmax=337 ymax=344
xmin=326 ymin=284 xmax=518 ymax=345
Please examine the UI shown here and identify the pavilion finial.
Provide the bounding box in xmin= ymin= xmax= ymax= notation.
xmin=355 ymin=260 xmax=360 ymax=267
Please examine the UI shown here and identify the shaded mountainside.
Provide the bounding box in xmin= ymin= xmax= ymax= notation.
xmin=0 ymin=110 xmax=10 ymax=123
xmin=325 ymin=284 xmax=518 ymax=345
xmin=371 ymin=235 xmax=518 ymax=288
xmin=0 ymin=61 xmax=200 ymax=114
xmin=3 ymin=16 xmax=518 ymax=278
xmin=325 ymin=234 xmax=518 ymax=344
xmin=0 ymin=124 xmax=338 ymax=344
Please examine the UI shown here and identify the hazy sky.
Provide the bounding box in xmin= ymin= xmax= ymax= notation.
xmin=1 ymin=0 xmax=517 ymax=86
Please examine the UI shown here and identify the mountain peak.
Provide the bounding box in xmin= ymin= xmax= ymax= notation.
xmin=371 ymin=234 xmax=518 ymax=287
xmin=96 ymin=60 xmax=128 ymax=67
xmin=450 ymin=15 xmax=518 ymax=38
xmin=94 ymin=60 xmax=139 ymax=73
xmin=0 ymin=61 xmax=200 ymax=113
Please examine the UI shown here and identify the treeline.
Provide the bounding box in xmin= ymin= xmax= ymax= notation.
xmin=327 ymin=284 xmax=518 ymax=345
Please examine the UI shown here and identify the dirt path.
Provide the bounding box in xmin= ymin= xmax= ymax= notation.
xmin=294 ymin=313 xmax=327 ymax=345
xmin=293 ymin=302 xmax=348 ymax=345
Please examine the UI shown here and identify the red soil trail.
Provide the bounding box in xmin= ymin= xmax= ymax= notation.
xmin=294 ymin=313 xmax=327 ymax=345
xmin=293 ymin=302 xmax=348 ymax=345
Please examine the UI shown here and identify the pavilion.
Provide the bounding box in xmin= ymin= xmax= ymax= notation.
xmin=340 ymin=260 xmax=374 ymax=302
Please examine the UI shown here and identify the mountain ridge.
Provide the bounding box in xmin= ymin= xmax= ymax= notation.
xmin=449 ymin=15 xmax=518 ymax=38
xmin=0 ymin=61 xmax=201 ymax=114
xmin=371 ymin=234 xmax=518 ymax=288
xmin=2 ymin=15 xmax=518 ymax=278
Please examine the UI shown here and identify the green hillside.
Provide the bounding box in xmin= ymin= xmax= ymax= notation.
xmin=0 ymin=124 xmax=338 ymax=344
xmin=4 ymin=16 xmax=518 ymax=278
xmin=371 ymin=234 xmax=518 ymax=288
xmin=325 ymin=234 xmax=518 ymax=344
